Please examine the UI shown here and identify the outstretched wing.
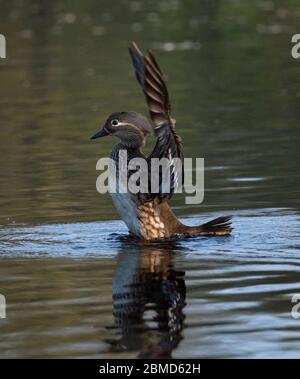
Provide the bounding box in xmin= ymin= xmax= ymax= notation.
xmin=129 ymin=42 xmax=184 ymax=200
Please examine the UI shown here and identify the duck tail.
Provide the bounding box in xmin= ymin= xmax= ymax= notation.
xmin=185 ymin=215 xmax=233 ymax=236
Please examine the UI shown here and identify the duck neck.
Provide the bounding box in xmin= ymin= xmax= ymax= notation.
xmin=111 ymin=143 xmax=142 ymax=162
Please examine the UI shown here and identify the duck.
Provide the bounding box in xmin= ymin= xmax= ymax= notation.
xmin=91 ymin=42 xmax=232 ymax=240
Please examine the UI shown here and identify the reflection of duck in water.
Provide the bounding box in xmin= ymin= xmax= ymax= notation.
xmin=107 ymin=240 xmax=186 ymax=358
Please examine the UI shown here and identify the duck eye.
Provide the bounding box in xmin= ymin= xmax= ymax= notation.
xmin=111 ymin=119 xmax=119 ymax=126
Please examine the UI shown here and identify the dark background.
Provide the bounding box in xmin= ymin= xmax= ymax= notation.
xmin=0 ymin=0 xmax=299 ymax=225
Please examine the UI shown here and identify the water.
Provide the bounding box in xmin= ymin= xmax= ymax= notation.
xmin=0 ymin=0 xmax=300 ymax=358
xmin=0 ymin=209 xmax=300 ymax=358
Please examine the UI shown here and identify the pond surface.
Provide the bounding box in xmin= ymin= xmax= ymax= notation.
xmin=0 ymin=0 xmax=300 ymax=358
xmin=0 ymin=209 xmax=300 ymax=358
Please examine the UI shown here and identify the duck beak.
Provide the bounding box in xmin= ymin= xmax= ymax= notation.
xmin=90 ymin=127 xmax=110 ymax=140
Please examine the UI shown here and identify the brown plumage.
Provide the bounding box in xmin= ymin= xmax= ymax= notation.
xmin=91 ymin=42 xmax=232 ymax=240
xmin=129 ymin=42 xmax=184 ymax=161
xmin=137 ymin=199 xmax=232 ymax=240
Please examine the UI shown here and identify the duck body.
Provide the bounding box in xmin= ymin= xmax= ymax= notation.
xmin=110 ymin=143 xmax=170 ymax=239
xmin=91 ymin=43 xmax=232 ymax=240
xmin=110 ymin=143 xmax=143 ymax=238
xmin=109 ymin=142 xmax=231 ymax=240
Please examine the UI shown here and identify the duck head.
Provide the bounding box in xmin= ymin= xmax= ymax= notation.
xmin=91 ymin=111 xmax=152 ymax=148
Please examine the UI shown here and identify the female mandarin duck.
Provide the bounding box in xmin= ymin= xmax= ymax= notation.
xmin=91 ymin=42 xmax=232 ymax=240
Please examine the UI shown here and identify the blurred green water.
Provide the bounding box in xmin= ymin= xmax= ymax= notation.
xmin=0 ymin=0 xmax=299 ymax=225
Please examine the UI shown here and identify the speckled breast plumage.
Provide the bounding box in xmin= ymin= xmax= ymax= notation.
xmin=138 ymin=201 xmax=166 ymax=240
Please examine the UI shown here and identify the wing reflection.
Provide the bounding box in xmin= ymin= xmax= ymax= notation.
xmin=108 ymin=240 xmax=186 ymax=358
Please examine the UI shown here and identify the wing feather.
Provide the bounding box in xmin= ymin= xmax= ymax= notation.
xmin=129 ymin=42 xmax=184 ymax=200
